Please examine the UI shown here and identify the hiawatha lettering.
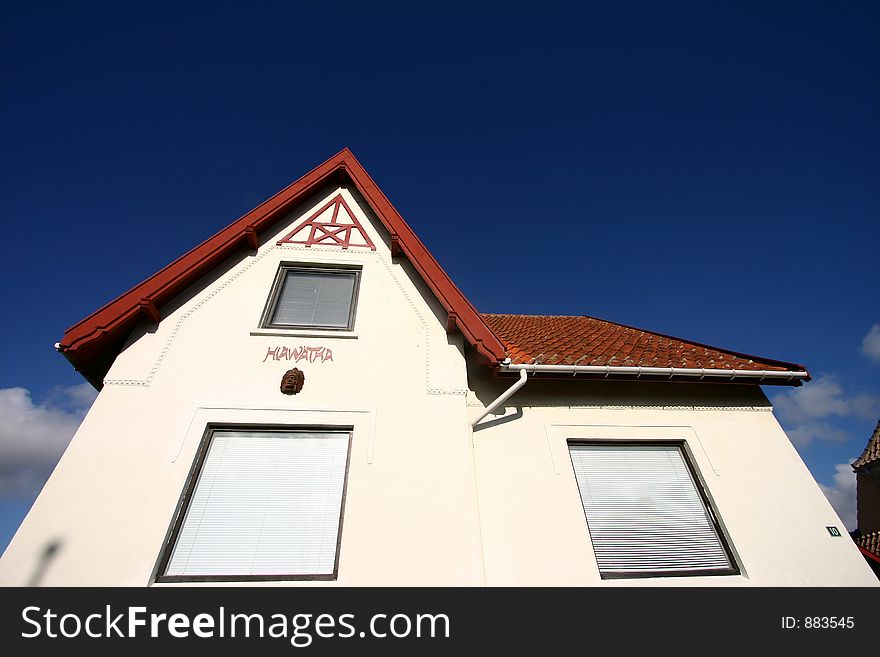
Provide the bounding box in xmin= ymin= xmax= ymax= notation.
xmin=262 ymin=345 xmax=334 ymax=363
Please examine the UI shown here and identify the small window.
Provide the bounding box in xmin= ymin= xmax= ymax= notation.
xmin=568 ymin=442 xmax=736 ymax=579
xmin=158 ymin=428 xmax=351 ymax=581
xmin=261 ymin=266 xmax=360 ymax=330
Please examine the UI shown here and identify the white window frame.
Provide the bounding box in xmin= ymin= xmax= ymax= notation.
xmin=156 ymin=424 xmax=353 ymax=582
xmin=259 ymin=264 xmax=362 ymax=331
xmin=567 ymin=439 xmax=738 ymax=579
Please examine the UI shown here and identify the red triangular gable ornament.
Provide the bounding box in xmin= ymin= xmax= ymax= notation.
xmin=277 ymin=194 xmax=376 ymax=250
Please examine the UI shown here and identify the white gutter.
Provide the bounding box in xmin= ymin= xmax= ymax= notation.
xmin=502 ymin=363 xmax=809 ymax=382
xmin=470 ymin=368 xmax=528 ymax=427
xmin=470 ymin=363 xmax=807 ymax=427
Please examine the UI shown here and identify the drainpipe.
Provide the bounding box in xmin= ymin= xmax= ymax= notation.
xmin=468 ymin=365 xmax=529 ymax=585
xmin=470 ymin=368 xmax=529 ymax=427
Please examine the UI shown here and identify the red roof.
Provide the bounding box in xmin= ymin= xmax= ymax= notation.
xmin=59 ymin=149 xmax=506 ymax=387
xmin=482 ymin=314 xmax=808 ymax=378
xmin=852 ymin=421 xmax=880 ymax=470
xmin=59 ymin=150 xmax=808 ymax=389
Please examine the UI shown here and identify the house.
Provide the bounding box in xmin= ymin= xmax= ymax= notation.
xmin=851 ymin=420 xmax=880 ymax=578
xmin=0 ymin=149 xmax=875 ymax=586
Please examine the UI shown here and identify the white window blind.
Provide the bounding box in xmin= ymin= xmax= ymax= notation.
xmin=270 ymin=269 xmax=357 ymax=328
xmin=165 ymin=430 xmax=349 ymax=578
xmin=568 ymin=443 xmax=733 ymax=577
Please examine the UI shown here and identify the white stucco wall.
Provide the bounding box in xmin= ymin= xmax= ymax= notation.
xmin=1 ymin=184 xmax=875 ymax=586
xmin=0 ymin=185 xmax=482 ymax=586
xmin=466 ymin=375 xmax=877 ymax=586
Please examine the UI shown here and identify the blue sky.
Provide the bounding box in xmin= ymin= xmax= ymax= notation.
xmin=1 ymin=1 xmax=878 ymax=550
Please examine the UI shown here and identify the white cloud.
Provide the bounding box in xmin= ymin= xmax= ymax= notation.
xmin=862 ymin=324 xmax=880 ymax=363
xmin=44 ymin=383 xmax=98 ymax=414
xmin=819 ymin=460 xmax=858 ymax=532
xmin=773 ymin=375 xmax=879 ymax=424
xmin=0 ymin=385 xmax=97 ymax=499
xmin=771 ymin=374 xmax=880 ymax=447
xmin=783 ymin=421 xmax=849 ymax=448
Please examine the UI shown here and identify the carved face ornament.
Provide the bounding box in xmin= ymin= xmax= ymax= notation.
xmin=280 ymin=368 xmax=305 ymax=395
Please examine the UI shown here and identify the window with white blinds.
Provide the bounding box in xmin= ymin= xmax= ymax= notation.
xmin=264 ymin=267 xmax=359 ymax=330
xmin=568 ymin=443 xmax=735 ymax=578
xmin=162 ymin=429 xmax=350 ymax=579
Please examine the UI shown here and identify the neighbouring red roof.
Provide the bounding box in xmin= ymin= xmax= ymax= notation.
xmin=482 ymin=314 xmax=808 ymax=377
xmin=59 ymin=148 xmax=506 ymax=387
xmin=854 ymin=530 xmax=880 ymax=562
xmin=853 ymin=421 xmax=880 ymax=470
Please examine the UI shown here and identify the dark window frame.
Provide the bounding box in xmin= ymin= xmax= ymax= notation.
xmin=259 ymin=264 xmax=362 ymax=331
xmin=154 ymin=423 xmax=353 ymax=583
xmin=566 ymin=439 xmax=740 ymax=580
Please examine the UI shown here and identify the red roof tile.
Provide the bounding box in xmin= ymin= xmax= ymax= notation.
xmin=481 ymin=314 xmax=807 ymax=374
xmin=852 ymin=421 xmax=880 ymax=470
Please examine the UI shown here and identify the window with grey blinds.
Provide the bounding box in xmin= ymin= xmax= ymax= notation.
xmin=164 ymin=429 xmax=349 ymax=578
xmin=568 ymin=443 xmax=734 ymax=578
xmin=268 ymin=269 xmax=358 ymax=329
